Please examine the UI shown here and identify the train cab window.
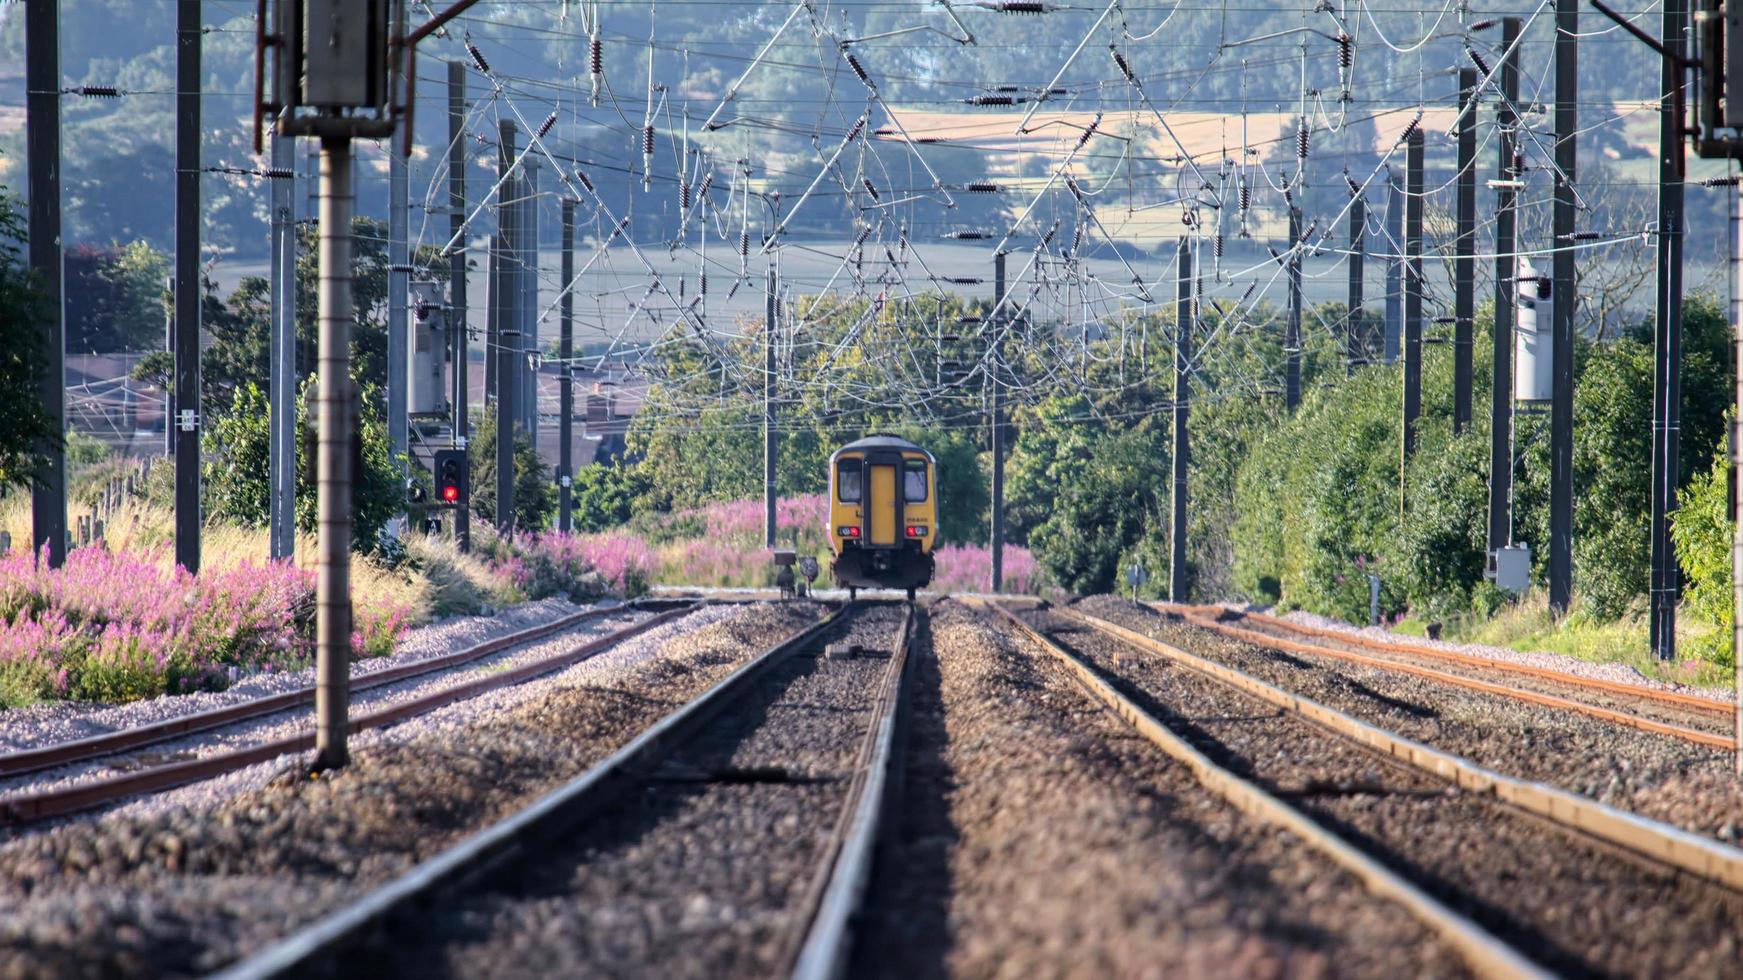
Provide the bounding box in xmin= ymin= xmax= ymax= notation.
xmin=837 ymin=461 xmax=862 ymax=503
xmin=903 ymin=459 xmax=928 ymax=502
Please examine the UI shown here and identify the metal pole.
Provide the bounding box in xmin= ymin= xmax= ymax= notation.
xmin=1730 ymin=179 xmax=1742 ymax=776
xmin=270 ymin=130 xmax=296 ymax=561
xmin=494 ymin=123 xmax=519 ymax=539
xmin=388 ymin=108 xmax=410 ymax=481
xmin=1384 ymin=170 xmax=1402 ymax=364
xmin=25 ymin=0 xmax=65 ymax=569
xmin=1549 ymin=0 xmax=1579 ymax=614
xmin=1171 ymin=237 xmax=1191 ymax=602
xmin=173 ymin=0 xmax=201 ymax=575
xmin=314 ymin=136 xmax=356 ymax=772
xmin=764 ymin=256 xmax=778 ymax=550
xmin=164 ymin=273 xmax=174 ymax=460
xmin=1649 ymin=0 xmax=1688 ymax=660
xmin=448 ymin=60 xmax=470 ymax=552
xmin=521 ymin=156 xmax=540 ymax=439
xmin=1286 ymin=205 xmax=1302 ymax=411
xmin=1402 ymin=129 xmax=1424 ymax=477
xmin=1489 ymin=17 xmax=1521 ymax=555
xmin=558 ymin=197 xmax=574 ymax=533
xmin=1454 ymin=67 xmax=1478 ymax=434
xmin=991 ymin=250 xmax=1007 ymax=593
xmin=1348 ymin=195 xmax=1364 ymax=374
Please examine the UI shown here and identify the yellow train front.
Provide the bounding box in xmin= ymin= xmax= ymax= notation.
xmin=827 ymin=435 xmax=937 ymax=597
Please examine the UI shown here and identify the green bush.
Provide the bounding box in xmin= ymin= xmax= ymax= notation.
xmin=1672 ymin=435 xmax=1733 ymax=666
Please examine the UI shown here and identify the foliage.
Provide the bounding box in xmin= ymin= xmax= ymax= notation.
xmin=468 ymin=407 xmax=555 ymax=536
xmin=201 ymin=379 xmax=406 ymax=554
xmin=1672 ymin=434 xmax=1734 ymax=667
xmin=63 ymin=241 xmax=168 ymax=354
xmin=0 ymin=175 xmax=59 ymax=492
xmin=569 ymin=462 xmax=650 ymax=533
xmin=1027 ymin=424 xmax=1167 ymax=595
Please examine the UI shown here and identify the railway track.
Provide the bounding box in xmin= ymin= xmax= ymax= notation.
xmin=1000 ymin=602 xmax=1743 ymax=978
xmin=212 ymin=600 xmax=915 ymax=980
xmin=1159 ymin=601 xmax=1732 ymax=747
xmin=0 ymin=601 xmax=698 ymax=827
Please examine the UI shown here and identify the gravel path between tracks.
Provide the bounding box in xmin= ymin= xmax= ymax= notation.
xmin=0 ymin=597 xmax=602 ymax=754
xmin=1080 ymin=596 xmax=1743 ymax=845
xmin=369 ymin=603 xmax=909 ymax=980
xmin=1040 ymin=606 xmax=1743 ymax=978
xmin=851 ymin=600 xmax=1468 ymax=980
xmin=0 ymin=600 xmax=824 ymax=979
xmin=0 ymin=609 xmax=653 ymax=806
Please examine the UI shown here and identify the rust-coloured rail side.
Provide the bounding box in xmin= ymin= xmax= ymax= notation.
xmin=1160 ymin=606 xmax=1729 ymax=749
xmin=0 ymin=604 xmax=696 ymax=826
xmin=1159 ymin=601 xmax=1729 ymax=718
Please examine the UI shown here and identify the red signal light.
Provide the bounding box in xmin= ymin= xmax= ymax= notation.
xmin=838 ymin=526 xmax=860 ymax=538
xmin=442 ymin=485 xmax=459 ymax=502
xmin=905 ymin=525 xmax=927 ymax=538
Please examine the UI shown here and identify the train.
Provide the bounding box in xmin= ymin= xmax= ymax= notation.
xmin=827 ymin=435 xmax=937 ymax=598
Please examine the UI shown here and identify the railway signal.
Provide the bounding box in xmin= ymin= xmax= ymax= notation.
xmin=434 ymin=449 xmax=467 ymax=506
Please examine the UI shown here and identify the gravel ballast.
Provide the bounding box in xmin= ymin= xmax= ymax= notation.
xmin=1036 ymin=606 xmax=1743 ymax=978
xmin=1079 ymin=597 xmax=1743 ymax=844
xmin=353 ymin=602 xmax=908 ymax=979
xmin=852 ymin=600 xmax=1469 ymax=980
xmin=0 ymin=600 xmax=824 ymax=978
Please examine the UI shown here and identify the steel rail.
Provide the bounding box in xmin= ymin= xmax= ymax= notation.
xmin=1161 ymin=601 xmax=1729 ymax=717
xmin=1064 ymin=608 xmax=1743 ymax=892
xmin=1158 ymin=604 xmax=1729 ymax=748
xmin=0 ymin=604 xmax=698 ymax=826
xmin=210 ymin=603 xmax=857 ymax=980
xmin=789 ymin=603 xmax=915 ymax=980
xmin=0 ymin=601 xmax=680 ymax=780
xmin=981 ymin=602 xmax=1550 ymax=980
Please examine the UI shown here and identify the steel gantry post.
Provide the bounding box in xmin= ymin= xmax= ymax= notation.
xmin=448 ymin=59 xmax=470 ymax=552
xmin=1384 ymin=170 xmax=1403 ymax=364
xmin=1549 ymin=0 xmax=1580 ymax=614
xmin=313 ymin=136 xmax=357 ymax=771
xmin=1286 ymin=206 xmax=1302 ymax=411
xmin=494 ymin=121 xmax=520 ymax=539
xmin=388 ymin=104 xmax=410 ymax=493
xmin=1171 ymin=237 xmax=1192 ymax=603
xmin=559 ymin=197 xmax=575 ymax=534
xmin=521 ymin=156 xmax=540 ymax=439
xmin=1731 ymin=179 xmax=1743 ymax=775
xmin=1402 ymin=128 xmax=1424 ymax=489
xmin=25 ymin=0 xmax=65 ymax=569
xmin=1649 ymin=0 xmax=1690 ymax=659
xmin=991 ymin=250 xmax=1008 ymax=593
xmin=1489 ymin=17 xmax=1522 ymax=557
xmin=270 ymin=129 xmax=297 ymax=561
xmin=1348 ymin=195 xmax=1365 ymax=374
xmin=764 ymin=257 xmax=778 ymax=551
xmin=1454 ymin=68 xmax=1478 ymax=434
xmin=174 ymin=0 xmax=201 ymax=574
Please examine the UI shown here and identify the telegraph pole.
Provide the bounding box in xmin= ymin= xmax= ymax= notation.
xmin=1454 ymin=68 xmax=1478 ymax=434
xmin=990 ymin=250 xmax=1007 ymax=593
xmin=174 ymin=0 xmax=201 ymax=574
xmin=1489 ymin=17 xmax=1521 ymax=556
xmin=1171 ymin=237 xmax=1191 ymax=602
xmin=1286 ymin=206 xmax=1302 ymax=411
xmin=1402 ymin=128 xmax=1424 ymax=476
xmin=1649 ymin=0 xmax=1689 ymax=659
xmin=764 ymin=257 xmax=778 ymax=550
xmin=558 ymin=198 xmax=575 ymax=533
xmin=1347 ymin=194 xmax=1364 ymax=374
xmin=388 ymin=106 xmax=410 ymax=481
xmin=494 ymin=121 xmax=519 ymax=538
xmin=269 ymin=129 xmax=296 ymax=560
xmin=25 ymin=0 xmax=65 ymax=569
xmin=448 ymin=59 xmax=470 ymax=552
xmin=1549 ymin=0 xmax=1579 ymax=614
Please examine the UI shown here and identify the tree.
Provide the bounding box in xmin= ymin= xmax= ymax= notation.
xmin=469 ymin=407 xmax=554 ymax=535
xmin=570 ymin=463 xmax=650 ymax=533
xmin=1028 ymin=426 xmax=1167 ymax=595
xmin=0 ymin=176 xmax=59 ymax=492
xmin=63 ymin=241 xmax=168 ymax=353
